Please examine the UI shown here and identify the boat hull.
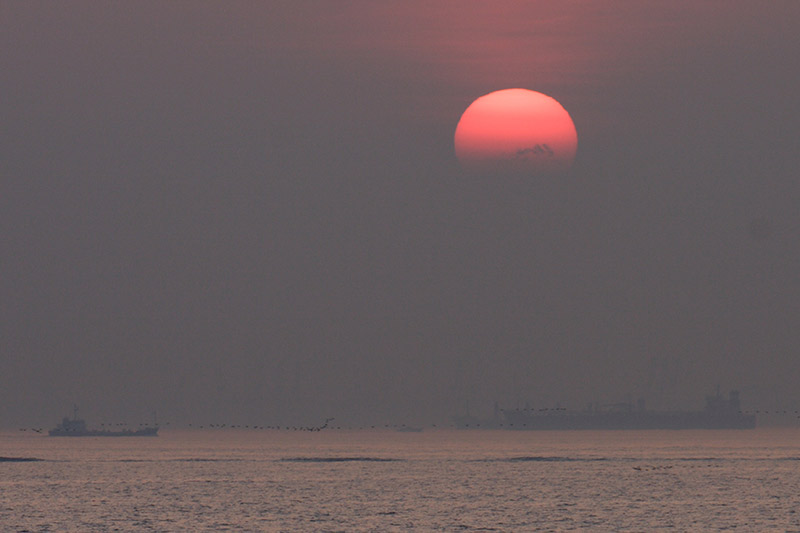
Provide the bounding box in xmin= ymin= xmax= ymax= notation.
xmin=48 ymin=427 xmax=159 ymax=437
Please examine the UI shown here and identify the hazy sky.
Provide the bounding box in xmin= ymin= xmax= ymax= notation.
xmin=2 ymin=2 xmax=799 ymax=427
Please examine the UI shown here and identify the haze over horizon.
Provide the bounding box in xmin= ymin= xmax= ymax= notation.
xmin=2 ymin=2 xmax=799 ymax=428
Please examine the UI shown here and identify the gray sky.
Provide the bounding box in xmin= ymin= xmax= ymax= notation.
xmin=2 ymin=2 xmax=799 ymax=427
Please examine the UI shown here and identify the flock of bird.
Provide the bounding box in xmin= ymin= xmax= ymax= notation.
xmin=186 ymin=417 xmax=335 ymax=432
xmin=15 ymin=409 xmax=800 ymax=435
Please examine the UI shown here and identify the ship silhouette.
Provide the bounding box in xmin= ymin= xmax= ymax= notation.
xmin=457 ymin=390 xmax=756 ymax=430
xmin=49 ymin=406 xmax=159 ymax=437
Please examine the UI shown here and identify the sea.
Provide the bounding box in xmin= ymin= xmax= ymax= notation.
xmin=2 ymin=427 xmax=800 ymax=531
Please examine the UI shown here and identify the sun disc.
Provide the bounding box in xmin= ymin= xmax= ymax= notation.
xmin=454 ymin=89 xmax=578 ymax=176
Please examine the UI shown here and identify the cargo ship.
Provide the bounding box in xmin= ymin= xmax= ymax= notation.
xmin=456 ymin=390 xmax=756 ymax=430
xmin=49 ymin=407 xmax=158 ymax=437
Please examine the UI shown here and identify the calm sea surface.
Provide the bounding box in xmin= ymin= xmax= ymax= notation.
xmin=2 ymin=428 xmax=799 ymax=531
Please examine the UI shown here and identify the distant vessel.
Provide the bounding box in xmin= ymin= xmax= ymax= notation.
xmin=396 ymin=426 xmax=424 ymax=433
xmin=458 ymin=390 xmax=756 ymax=430
xmin=452 ymin=402 xmax=503 ymax=429
xmin=49 ymin=406 xmax=159 ymax=437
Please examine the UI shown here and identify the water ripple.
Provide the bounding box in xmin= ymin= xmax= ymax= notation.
xmin=280 ymin=457 xmax=401 ymax=463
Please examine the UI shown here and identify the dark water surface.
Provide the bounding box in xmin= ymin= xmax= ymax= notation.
xmin=2 ymin=428 xmax=799 ymax=531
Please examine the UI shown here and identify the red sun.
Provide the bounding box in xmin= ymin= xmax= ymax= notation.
xmin=454 ymin=89 xmax=578 ymax=176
